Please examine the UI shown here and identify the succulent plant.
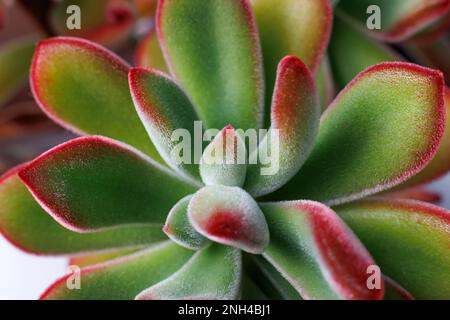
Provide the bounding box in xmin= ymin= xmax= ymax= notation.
xmin=1 ymin=0 xmax=450 ymax=300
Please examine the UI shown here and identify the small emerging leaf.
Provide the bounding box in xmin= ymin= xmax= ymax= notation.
xmin=163 ymin=196 xmax=210 ymax=250
xmin=188 ymin=185 xmax=269 ymax=254
xmin=136 ymin=244 xmax=241 ymax=300
xmin=200 ymin=126 xmax=247 ymax=187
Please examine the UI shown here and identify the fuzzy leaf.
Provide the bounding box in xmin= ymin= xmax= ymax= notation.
xmin=30 ymin=37 xmax=162 ymax=162
xmin=157 ymin=0 xmax=265 ymax=130
xmin=129 ymin=67 xmax=201 ymax=182
xmin=270 ymin=63 xmax=445 ymax=205
xmin=136 ymin=244 xmax=241 ymax=300
xmin=50 ymin=0 xmax=134 ymax=47
xmin=69 ymin=248 xmax=141 ymax=268
xmin=188 ymin=185 xmax=269 ymax=254
xmin=399 ymin=87 xmax=450 ymax=187
xmin=337 ymin=0 xmax=450 ymax=42
xmin=200 ymin=126 xmax=247 ymax=187
xmin=261 ymin=201 xmax=382 ymax=300
xmin=41 ymin=242 xmax=192 ymax=299
xmin=245 ymin=56 xmax=320 ymax=197
xmin=18 ymin=136 xmax=197 ymax=232
xmin=0 ymin=35 xmax=40 ymax=108
xmin=135 ymin=31 xmax=168 ymax=72
xmin=0 ymin=167 xmax=166 ymax=255
xmin=335 ymin=198 xmax=450 ymax=299
xmin=251 ymin=0 xmax=332 ymax=123
xmin=163 ymin=196 xmax=210 ymax=250
xmin=329 ymin=15 xmax=400 ymax=89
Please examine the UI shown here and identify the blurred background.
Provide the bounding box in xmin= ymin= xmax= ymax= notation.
xmin=0 ymin=0 xmax=449 ymax=299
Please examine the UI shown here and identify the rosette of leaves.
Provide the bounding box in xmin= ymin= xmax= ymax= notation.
xmin=0 ymin=0 xmax=449 ymax=300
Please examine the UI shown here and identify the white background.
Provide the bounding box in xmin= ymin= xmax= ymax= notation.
xmin=1 ymin=174 xmax=449 ymax=299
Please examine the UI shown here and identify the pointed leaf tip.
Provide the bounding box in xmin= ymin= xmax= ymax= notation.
xmin=30 ymin=36 xmax=162 ymax=161
xmin=272 ymin=62 xmax=445 ymax=205
xmin=200 ymin=125 xmax=247 ymax=187
xmin=261 ymin=201 xmax=383 ymax=300
xmin=18 ymin=136 xmax=196 ymax=232
xmin=188 ymin=185 xmax=269 ymax=254
xmin=129 ymin=67 xmax=201 ymax=182
xmin=245 ymin=55 xmax=320 ymax=197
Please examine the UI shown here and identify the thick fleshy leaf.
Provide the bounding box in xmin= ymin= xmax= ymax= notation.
xmin=200 ymin=126 xmax=247 ymax=187
xmin=129 ymin=67 xmax=201 ymax=182
xmin=0 ymin=167 xmax=166 ymax=255
xmin=18 ymin=136 xmax=197 ymax=232
xmin=329 ymin=15 xmax=401 ymax=89
xmin=188 ymin=185 xmax=269 ymax=254
xmin=135 ymin=30 xmax=168 ymax=72
xmin=249 ymin=256 xmax=302 ymax=300
xmin=397 ymin=88 xmax=450 ymax=189
xmin=244 ymin=56 xmax=320 ymax=197
xmin=270 ymin=63 xmax=445 ymax=206
xmin=251 ymin=0 xmax=332 ymax=123
xmin=261 ymin=201 xmax=383 ymax=300
xmin=69 ymin=248 xmax=141 ymax=268
xmin=30 ymin=37 xmax=162 ymax=162
xmin=163 ymin=196 xmax=210 ymax=250
xmin=0 ymin=35 xmax=40 ymax=108
xmin=335 ymin=198 xmax=450 ymax=299
xmin=136 ymin=244 xmax=241 ymax=300
xmin=41 ymin=242 xmax=193 ymax=299
xmin=337 ymin=0 xmax=450 ymax=42
xmin=157 ymin=0 xmax=265 ymax=130
xmin=50 ymin=0 xmax=134 ymax=47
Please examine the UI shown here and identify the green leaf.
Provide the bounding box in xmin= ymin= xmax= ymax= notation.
xmin=398 ymin=87 xmax=450 ymax=188
xmin=188 ymin=185 xmax=269 ymax=254
xmin=329 ymin=15 xmax=400 ymax=89
xmin=244 ymin=56 xmax=320 ymax=197
xmin=0 ymin=35 xmax=40 ymax=108
xmin=136 ymin=244 xmax=241 ymax=300
xmin=41 ymin=241 xmax=193 ymax=299
xmin=270 ymin=63 xmax=445 ymax=205
xmin=251 ymin=0 xmax=332 ymax=124
xmin=135 ymin=30 xmax=168 ymax=72
xmin=157 ymin=0 xmax=265 ymax=130
xmin=129 ymin=67 xmax=201 ymax=182
xmin=0 ymin=168 xmax=166 ymax=255
xmin=69 ymin=248 xmax=142 ymax=267
xmin=18 ymin=136 xmax=197 ymax=232
xmin=200 ymin=125 xmax=247 ymax=187
xmin=50 ymin=0 xmax=134 ymax=47
xmin=316 ymin=57 xmax=335 ymax=110
xmin=337 ymin=0 xmax=450 ymax=42
xmin=31 ymin=37 xmax=162 ymax=162
xmin=261 ymin=201 xmax=382 ymax=300
xmin=163 ymin=196 xmax=210 ymax=250
xmin=335 ymin=198 xmax=450 ymax=299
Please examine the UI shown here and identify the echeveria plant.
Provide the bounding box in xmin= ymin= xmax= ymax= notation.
xmin=1 ymin=0 xmax=450 ymax=300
